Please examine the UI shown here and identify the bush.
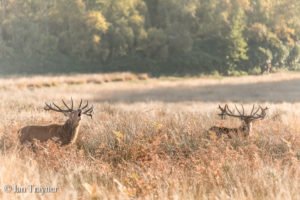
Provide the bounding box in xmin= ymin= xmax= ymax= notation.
xmin=227 ymin=70 xmax=248 ymax=76
xmin=248 ymin=66 xmax=262 ymax=75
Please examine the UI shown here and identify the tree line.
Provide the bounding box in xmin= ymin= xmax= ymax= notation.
xmin=0 ymin=0 xmax=300 ymax=75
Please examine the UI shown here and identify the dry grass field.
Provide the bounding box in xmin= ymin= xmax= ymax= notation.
xmin=0 ymin=72 xmax=300 ymax=200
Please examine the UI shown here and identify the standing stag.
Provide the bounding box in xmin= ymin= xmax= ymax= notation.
xmin=209 ymin=104 xmax=268 ymax=138
xmin=19 ymin=99 xmax=93 ymax=145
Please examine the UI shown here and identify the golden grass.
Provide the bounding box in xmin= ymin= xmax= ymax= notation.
xmin=0 ymin=72 xmax=149 ymax=90
xmin=0 ymin=72 xmax=299 ymax=199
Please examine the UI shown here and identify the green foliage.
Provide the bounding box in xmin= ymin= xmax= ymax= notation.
xmin=272 ymin=43 xmax=289 ymax=67
xmin=0 ymin=0 xmax=300 ymax=75
xmin=226 ymin=7 xmax=248 ymax=73
xmin=248 ymin=66 xmax=262 ymax=75
xmin=227 ymin=70 xmax=248 ymax=77
xmin=258 ymin=47 xmax=273 ymax=63
xmin=287 ymin=44 xmax=300 ymax=69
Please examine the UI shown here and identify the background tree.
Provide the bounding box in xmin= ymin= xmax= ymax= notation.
xmin=226 ymin=6 xmax=248 ymax=74
xmin=0 ymin=0 xmax=300 ymax=75
xmin=287 ymin=44 xmax=300 ymax=69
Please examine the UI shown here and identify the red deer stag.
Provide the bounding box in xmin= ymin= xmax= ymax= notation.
xmin=19 ymin=99 xmax=93 ymax=145
xmin=209 ymin=104 xmax=268 ymax=138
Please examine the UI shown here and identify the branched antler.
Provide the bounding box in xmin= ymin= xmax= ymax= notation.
xmin=80 ymin=100 xmax=93 ymax=118
xmin=82 ymin=105 xmax=93 ymax=118
xmin=45 ymin=98 xmax=74 ymax=113
xmin=45 ymin=98 xmax=94 ymax=118
xmin=218 ymin=104 xmax=268 ymax=121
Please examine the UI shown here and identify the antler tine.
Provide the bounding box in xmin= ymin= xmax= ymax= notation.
xmin=252 ymin=106 xmax=261 ymax=117
xmin=218 ymin=105 xmax=226 ymax=119
xmin=44 ymin=103 xmax=50 ymax=109
xmin=260 ymin=106 xmax=268 ymax=111
xmin=249 ymin=105 xmax=268 ymax=120
xmin=241 ymin=104 xmax=245 ymax=115
xmin=85 ymin=113 xmax=93 ymax=118
xmin=82 ymin=105 xmax=93 ymax=118
xmin=218 ymin=104 xmax=224 ymax=111
xmin=225 ymin=104 xmax=234 ymax=114
xmin=218 ymin=105 xmax=226 ymax=113
xmin=62 ymin=99 xmax=71 ymax=111
xmin=44 ymin=103 xmax=56 ymax=111
xmin=81 ymin=100 xmax=89 ymax=110
xmin=259 ymin=106 xmax=268 ymax=117
xmin=234 ymin=104 xmax=242 ymax=116
xmin=83 ymin=106 xmax=93 ymax=114
xmin=44 ymin=102 xmax=70 ymax=113
xmin=78 ymin=99 xmax=83 ymax=109
xmin=250 ymin=104 xmax=266 ymax=118
xmin=71 ymin=97 xmax=74 ymax=110
xmin=250 ymin=104 xmax=255 ymax=116
xmin=53 ymin=102 xmax=65 ymax=112
xmin=262 ymin=106 xmax=268 ymax=112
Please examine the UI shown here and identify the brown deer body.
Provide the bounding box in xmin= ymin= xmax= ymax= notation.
xmin=209 ymin=104 xmax=268 ymax=138
xmin=19 ymin=99 xmax=93 ymax=146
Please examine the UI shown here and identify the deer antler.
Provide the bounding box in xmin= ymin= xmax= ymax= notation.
xmin=218 ymin=104 xmax=243 ymax=119
xmin=218 ymin=104 xmax=268 ymax=120
xmin=44 ymin=98 xmax=74 ymax=113
xmin=218 ymin=105 xmax=227 ymax=119
xmin=249 ymin=105 xmax=268 ymax=120
xmin=82 ymin=106 xmax=93 ymax=118
xmin=78 ymin=99 xmax=93 ymax=118
xmin=61 ymin=98 xmax=73 ymax=111
xmin=45 ymin=98 xmax=94 ymax=118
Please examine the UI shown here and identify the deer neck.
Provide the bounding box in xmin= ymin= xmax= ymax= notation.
xmin=240 ymin=121 xmax=252 ymax=137
xmin=63 ymin=119 xmax=81 ymax=144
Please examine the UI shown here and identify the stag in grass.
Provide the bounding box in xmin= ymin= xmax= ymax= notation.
xmin=19 ymin=99 xmax=93 ymax=146
xmin=209 ymin=104 xmax=268 ymax=138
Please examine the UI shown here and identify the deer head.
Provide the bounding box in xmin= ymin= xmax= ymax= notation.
xmin=44 ymin=98 xmax=93 ymax=126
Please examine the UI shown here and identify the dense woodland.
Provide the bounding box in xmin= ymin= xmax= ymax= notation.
xmin=0 ymin=0 xmax=300 ymax=75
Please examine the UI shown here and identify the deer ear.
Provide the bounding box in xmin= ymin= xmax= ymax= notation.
xmin=63 ymin=112 xmax=69 ymax=117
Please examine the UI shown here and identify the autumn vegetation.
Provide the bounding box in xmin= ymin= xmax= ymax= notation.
xmin=0 ymin=72 xmax=299 ymax=199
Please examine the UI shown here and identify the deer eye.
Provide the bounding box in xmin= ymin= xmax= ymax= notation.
xmin=78 ymin=113 xmax=81 ymax=117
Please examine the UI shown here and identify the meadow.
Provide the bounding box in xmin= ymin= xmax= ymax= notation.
xmin=0 ymin=72 xmax=299 ymax=200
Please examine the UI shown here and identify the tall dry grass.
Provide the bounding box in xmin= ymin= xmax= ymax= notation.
xmin=0 ymin=72 xmax=299 ymax=199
